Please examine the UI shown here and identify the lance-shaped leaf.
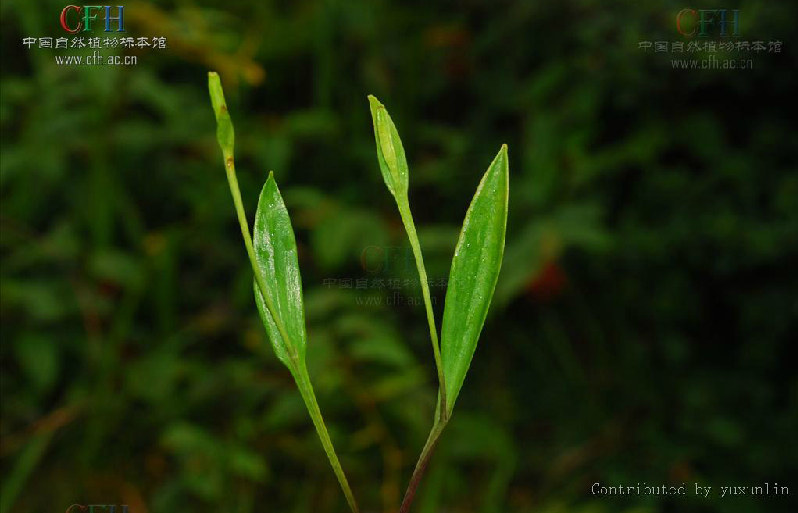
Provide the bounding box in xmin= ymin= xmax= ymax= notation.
xmin=368 ymin=95 xmax=409 ymax=199
xmin=441 ymin=145 xmax=509 ymax=414
xmin=252 ymin=172 xmax=307 ymax=370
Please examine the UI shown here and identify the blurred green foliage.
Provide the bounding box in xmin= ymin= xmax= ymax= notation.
xmin=1 ymin=1 xmax=796 ymax=512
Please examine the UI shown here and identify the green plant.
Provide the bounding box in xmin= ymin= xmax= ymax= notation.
xmin=368 ymin=96 xmax=509 ymax=512
xmin=208 ymin=72 xmax=359 ymax=513
xmin=209 ymin=72 xmax=508 ymax=512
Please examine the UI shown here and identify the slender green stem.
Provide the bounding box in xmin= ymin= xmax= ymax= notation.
xmin=397 ymin=204 xmax=448 ymax=422
xmin=295 ymin=364 xmax=360 ymax=513
xmin=396 ymin=203 xmax=449 ymax=512
xmin=399 ymin=418 xmax=447 ymax=513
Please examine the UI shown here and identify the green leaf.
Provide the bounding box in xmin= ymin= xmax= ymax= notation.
xmin=441 ymin=145 xmax=509 ymax=414
xmin=252 ymin=172 xmax=307 ymax=370
xmin=368 ymin=95 xmax=408 ymax=199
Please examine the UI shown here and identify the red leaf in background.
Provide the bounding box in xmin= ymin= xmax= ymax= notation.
xmin=526 ymin=260 xmax=567 ymax=301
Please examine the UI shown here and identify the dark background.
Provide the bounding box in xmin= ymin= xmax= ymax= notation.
xmin=1 ymin=1 xmax=796 ymax=512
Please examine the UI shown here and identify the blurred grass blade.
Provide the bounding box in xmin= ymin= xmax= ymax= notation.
xmin=252 ymin=172 xmax=307 ymax=369
xmin=0 ymin=432 xmax=53 ymax=513
xmin=368 ymin=95 xmax=448 ymax=418
xmin=441 ymin=145 xmax=509 ymax=415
